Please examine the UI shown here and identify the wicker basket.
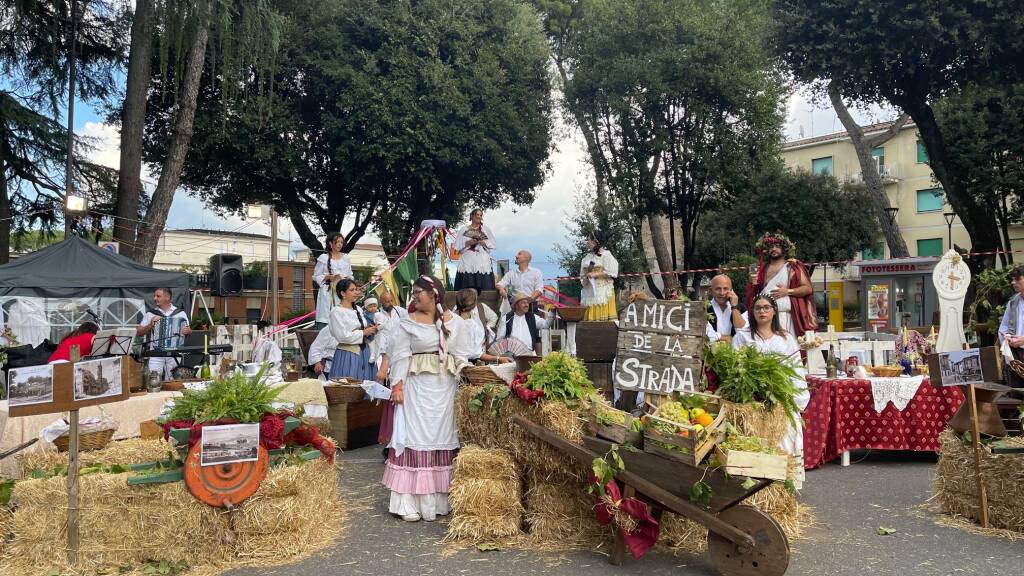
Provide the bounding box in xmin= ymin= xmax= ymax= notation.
xmin=53 ymin=426 xmax=116 ymax=452
xmin=161 ymin=379 xmax=200 ymax=392
xmin=463 ymin=365 xmax=507 ymax=386
xmin=324 ymin=380 xmax=366 ymax=405
xmin=557 ymin=306 xmax=587 ymax=323
xmin=871 ymin=366 xmax=904 ymax=378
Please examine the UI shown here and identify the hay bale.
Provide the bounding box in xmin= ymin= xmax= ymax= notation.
xmin=447 ymin=445 xmax=523 ymax=541
xmin=934 ymin=430 xmax=1024 ymax=533
xmin=456 ymin=385 xmax=589 ymax=482
xmin=523 ymin=470 xmax=608 ymax=549
xmin=659 ymin=483 xmax=812 ymax=555
xmin=0 ymin=460 xmax=342 ymax=576
xmin=719 ymin=400 xmax=789 ymax=446
xmin=17 ymin=438 xmax=174 ymax=478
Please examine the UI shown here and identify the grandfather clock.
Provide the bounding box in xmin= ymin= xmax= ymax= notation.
xmin=932 ymin=250 xmax=971 ymax=353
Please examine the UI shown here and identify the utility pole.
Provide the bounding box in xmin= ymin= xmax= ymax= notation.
xmin=64 ymin=0 xmax=81 ymax=239
xmin=270 ymin=209 xmax=279 ymax=325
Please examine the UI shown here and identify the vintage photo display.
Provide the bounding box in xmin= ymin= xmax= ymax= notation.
xmin=73 ymin=357 xmax=123 ymax=401
xmin=7 ymin=364 xmax=55 ymax=407
xmin=200 ymin=423 xmax=261 ymax=466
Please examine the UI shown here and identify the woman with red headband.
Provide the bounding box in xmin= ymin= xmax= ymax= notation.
xmin=382 ymin=275 xmax=470 ymax=522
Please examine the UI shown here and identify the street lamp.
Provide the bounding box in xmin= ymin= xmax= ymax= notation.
xmin=943 ymin=212 xmax=957 ymax=252
xmin=885 ymin=207 xmax=899 ymax=226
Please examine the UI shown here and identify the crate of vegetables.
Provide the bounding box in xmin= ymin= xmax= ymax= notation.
xmin=715 ymin=432 xmax=788 ymax=481
xmin=643 ymin=394 xmax=726 ymax=466
xmin=591 ymin=402 xmax=643 ymax=446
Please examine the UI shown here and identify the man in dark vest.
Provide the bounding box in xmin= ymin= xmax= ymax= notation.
xmin=998 ymin=266 xmax=1024 ymax=388
xmin=706 ymin=274 xmax=746 ymax=343
xmin=497 ymin=293 xmax=548 ymax=356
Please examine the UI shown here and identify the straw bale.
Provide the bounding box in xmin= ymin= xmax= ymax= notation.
xmin=719 ymin=400 xmax=789 ymax=445
xmin=17 ymin=438 xmax=175 ymax=478
xmin=456 ymin=385 xmax=589 ymax=482
xmin=447 ymin=445 xmax=523 ymax=541
xmin=523 ymin=471 xmax=608 ymax=549
xmin=0 ymin=459 xmax=343 ymax=576
xmin=659 ymin=483 xmax=812 ymax=555
xmin=934 ymin=430 xmax=1024 ymax=533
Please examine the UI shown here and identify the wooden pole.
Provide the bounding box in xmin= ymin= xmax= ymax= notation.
xmin=967 ymin=383 xmax=989 ymax=528
xmin=67 ymin=345 xmax=82 ymax=564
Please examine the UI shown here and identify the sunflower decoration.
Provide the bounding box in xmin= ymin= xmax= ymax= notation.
xmin=755 ymin=231 xmax=797 ymax=258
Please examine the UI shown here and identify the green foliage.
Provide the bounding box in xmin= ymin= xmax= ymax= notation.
xmin=688 ymin=481 xmax=713 ymax=506
xmin=526 ymin=351 xmax=595 ymax=404
xmin=553 ymin=189 xmax=646 ymax=287
xmin=588 ymin=444 xmax=625 ymax=497
xmin=696 ymin=165 xmax=880 ymax=272
xmin=966 ymin=268 xmax=1013 ymax=336
xmin=149 ymin=0 xmax=554 ymax=255
xmin=703 ymin=341 xmax=802 ymax=425
xmin=0 ymin=478 xmax=13 ymax=506
xmin=165 ymin=368 xmax=282 ymax=423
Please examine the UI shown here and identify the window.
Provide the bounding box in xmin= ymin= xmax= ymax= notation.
xmin=862 ymin=244 xmax=885 ymax=260
xmin=246 ymin=308 xmax=262 ymax=323
xmin=916 ymin=141 xmax=929 ymax=163
xmin=811 ymin=156 xmax=833 ymax=176
xmin=916 ymin=188 xmax=944 ymax=213
xmin=917 ymin=238 xmax=944 ymax=257
xmin=871 ymin=146 xmax=885 ymax=174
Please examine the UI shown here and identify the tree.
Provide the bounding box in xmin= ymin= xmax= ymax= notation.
xmin=775 ymin=0 xmax=1024 ymax=268
xmin=557 ymin=0 xmax=785 ymax=294
xmin=934 ymin=84 xmax=1024 ymax=266
xmin=0 ymin=0 xmax=127 ymax=262
xmin=145 ymin=0 xmax=553 ymax=255
xmin=827 ymin=83 xmax=911 ymax=258
xmin=695 ymin=165 xmax=880 ymax=274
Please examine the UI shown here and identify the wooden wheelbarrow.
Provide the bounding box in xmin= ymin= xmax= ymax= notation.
xmin=513 ymin=415 xmax=791 ymax=576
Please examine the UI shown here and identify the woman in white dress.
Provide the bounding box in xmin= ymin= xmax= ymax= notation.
xmin=732 ymin=294 xmax=810 ymax=488
xmin=454 ymin=208 xmax=496 ymax=293
xmin=580 ymin=233 xmax=619 ymax=321
xmin=382 ymin=275 xmax=470 ymax=522
xmin=313 ymin=232 xmax=354 ymax=330
xmin=328 ymin=279 xmax=378 ymax=381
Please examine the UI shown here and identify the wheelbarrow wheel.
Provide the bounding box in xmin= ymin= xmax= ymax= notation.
xmin=707 ymin=505 xmax=790 ymax=576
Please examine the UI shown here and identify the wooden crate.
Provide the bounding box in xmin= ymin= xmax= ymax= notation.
xmin=642 ymin=397 xmax=726 ymax=466
xmin=591 ymin=403 xmax=642 ymax=445
xmin=327 ymin=400 xmax=385 ymax=450
xmin=585 ymin=362 xmax=613 ymax=396
xmin=139 ymin=419 xmax=164 ymax=441
xmin=715 ymin=446 xmax=788 ymax=481
xmin=575 ymin=321 xmax=619 ymax=361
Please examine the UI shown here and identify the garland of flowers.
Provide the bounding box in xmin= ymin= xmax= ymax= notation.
xmin=754 ymin=231 xmax=797 ymax=257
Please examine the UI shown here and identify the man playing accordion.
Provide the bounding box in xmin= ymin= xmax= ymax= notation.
xmin=136 ymin=287 xmax=191 ymax=381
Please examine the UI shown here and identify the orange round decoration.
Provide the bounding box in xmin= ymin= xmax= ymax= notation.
xmin=184 ymin=443 xmax=269 ymax=508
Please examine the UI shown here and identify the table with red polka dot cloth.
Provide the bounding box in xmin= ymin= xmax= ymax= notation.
xmin=802 ymin=376 xmax=964 ymax=469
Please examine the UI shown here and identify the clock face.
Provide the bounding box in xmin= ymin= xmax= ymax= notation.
xmin=933 ymin=255 xmax=971 ymax=299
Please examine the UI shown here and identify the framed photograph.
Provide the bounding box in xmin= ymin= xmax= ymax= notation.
xmin=7 ymin=364 xmax=55 ymax=407
xmin=73 ymin=356 xmax=123 ymax=401
xmin=937 ymin=349 xmax=983 ymax=386
xmin=200 ymin=423 xmax=261 ymax=466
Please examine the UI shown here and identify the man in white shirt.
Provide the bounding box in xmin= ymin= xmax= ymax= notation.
xmin=137 ymin=287 xmax=192 ymax=380
xmin=497 ymin=293 xmax=548 ymax=356
xmin=705 ymin=274 xmax=747 ymax=343
xmin=998 ymin=266 xmax=1024 ymax=387
xmin=497 ymin=250 xmax=544 ymax=303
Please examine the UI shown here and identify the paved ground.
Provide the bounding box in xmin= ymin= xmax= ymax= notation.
xmin=227 ymin=447 xmax=1022 ymax=576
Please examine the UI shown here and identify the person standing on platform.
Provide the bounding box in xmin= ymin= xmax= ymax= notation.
xmin=580 ymin=233 xmax=619 ymax=321
xmin=497 ymin=250 xmax=544 ymax=306
xmin=137 ymin=287 xmax=191 ymax=380
xmin=328 ymin=279 xmax=377 ymax=381
xmin=454 ymin=208 xmax=496 ymax=293
xmin=314 ymin=232 xmax=354 ymax=330
xmin=746 ymin=232 xmax=816 ymax=338
xmin=705 ymin=274 xmax=746 ymax=343
xmin=998 ymin=266 xmax=1024 ymax=388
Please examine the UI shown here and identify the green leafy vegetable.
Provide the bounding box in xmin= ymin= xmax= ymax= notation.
xmin=0 ymin=478 xmax=14 ymax=506
xmin=165 ymin=368 xmax=283 ymax=423
xmin=688 ymin=481 xmax=713 ymax=506
xmin=703 ymin=341 xmax=803 ymax=425
xmin=525 ymin=352 xmax=595 ymax=404
xmin=876 ymin=526 xmax=896 ymax=535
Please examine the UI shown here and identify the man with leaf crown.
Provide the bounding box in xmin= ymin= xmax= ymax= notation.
xmin=745 ymin=232 xmax=817 ymax=337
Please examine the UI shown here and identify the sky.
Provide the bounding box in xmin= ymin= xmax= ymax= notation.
xmin=71 ymin=86 xmax=893 ymax=282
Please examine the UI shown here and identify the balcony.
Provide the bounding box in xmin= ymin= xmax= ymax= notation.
xmin=844 ymin=163 xmax=899 ymax=185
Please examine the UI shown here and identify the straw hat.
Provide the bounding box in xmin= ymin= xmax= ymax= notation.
xmin=511 ymin=293 xmax=531 ymax=308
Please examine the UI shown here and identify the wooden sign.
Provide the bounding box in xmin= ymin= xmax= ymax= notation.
xmin=613 ymin=300 xmax=707 ymax=395
xmin=7 ymin=357 xmax=138 ymax=418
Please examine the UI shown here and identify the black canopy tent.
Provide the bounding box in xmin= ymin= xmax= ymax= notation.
xmin=0 ymin=236 xmax=190 ymax=343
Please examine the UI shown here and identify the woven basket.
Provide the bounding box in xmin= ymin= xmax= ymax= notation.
xmin=871 ymin=366 xmax=904 ymax=378
xmin=53 ymin=426 xmax=116 ymax=452
xmin=463 ymin=365 xmax=507 ymax=386
xmin=558 ymin=306 xmax=586 ymax=323
xmin=324 ymin=380 xmax=366 ymax=404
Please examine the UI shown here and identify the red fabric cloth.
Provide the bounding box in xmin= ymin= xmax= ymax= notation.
xmin=803 ymin=376 xmax=964 ymax=469
xmin=591 ymin=479 xmax=660 ymax=559
xmin=378 ymin=400 xmax=395 ymax=444
xmin=48 ymin=332 xmax=96 ymax=362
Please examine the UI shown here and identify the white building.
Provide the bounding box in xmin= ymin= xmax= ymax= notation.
xmin=153 ymin=229 xmax=291 ymax=271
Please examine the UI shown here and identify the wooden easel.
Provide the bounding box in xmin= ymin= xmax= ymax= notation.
xmin=966 ymin=383 xmax=989 ymax=528
xmin=68 ymin=345 xmax=81 ymax=563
